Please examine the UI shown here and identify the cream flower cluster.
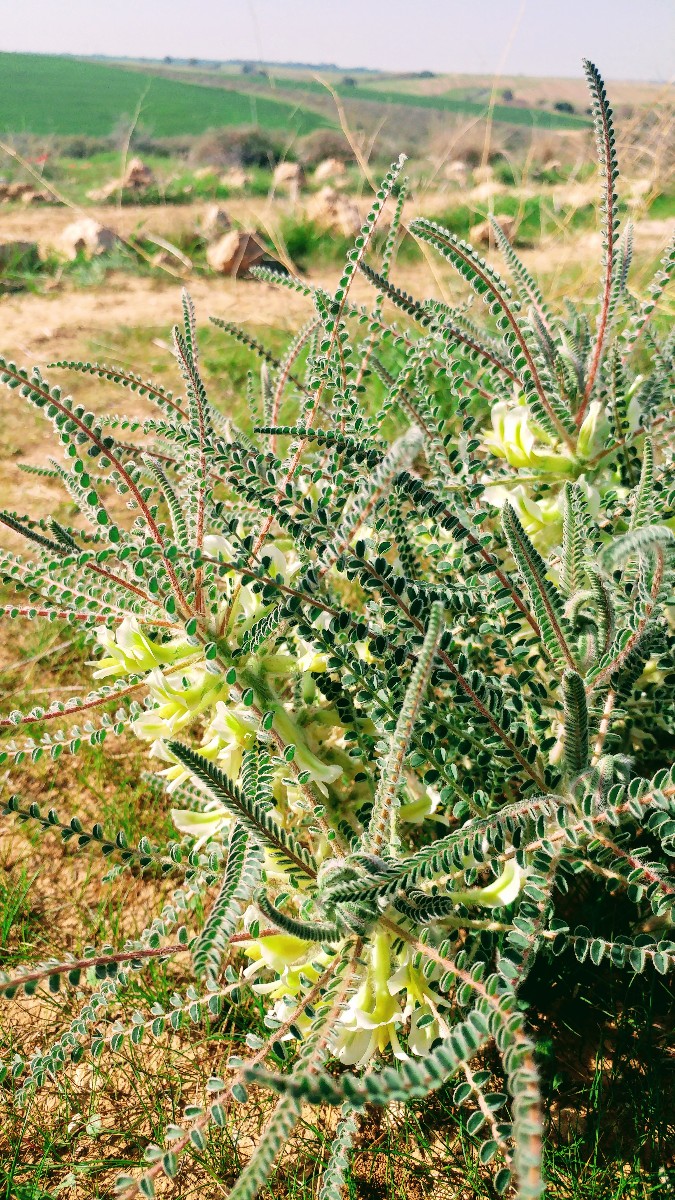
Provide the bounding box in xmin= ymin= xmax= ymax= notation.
xmin=483 ymin=396 xmax=610 ymax=476
xmin=90 ymin=540 xmax=344 ymax=836
xmin=91 ymin=537 xmax=446 ymax=856
xmin=479 ymin=394 xmax=640 ymax=551
xmin=241 ymin=858 xmax=524 ymax=1067
xmin=92 ymin=615 xmax=195 ymax=681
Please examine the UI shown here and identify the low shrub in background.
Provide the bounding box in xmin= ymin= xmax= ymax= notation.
xmin=0 ymin=61 xmax=673 ymax=1199
xmin=189 ymin=125 xmax=288 ymax=169
xmin=297 ymin=128 xmax=357 ymax=168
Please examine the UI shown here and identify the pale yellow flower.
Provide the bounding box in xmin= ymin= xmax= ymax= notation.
xmin=482 ymin=483 xmax=564 ymax=552
xmin=131 ymin=667 xmax=224 ymax=741
xmin=399 ymin=780 xmax=447 ymax=825
xmin=90 ymin=614 xmax=193 ymax=679
xmin=242 ymin=934 xmax=332 ymax=1001
xmin=388 ymin=952 xmax=450 ymax=1056
xmin=577 ymin=399 xmax=611 ymax=459
xmin=333 ymin=934 xmax=406 ymax=1067
xmin=455 ymin=858 xmax=525 ymax=908
xmin=204 ymin=700 xmax=258 ymax=778
xmin=483 ymin=399 xmax=575 ymax=475
xmin=170 ymin=804 xmax=232 ymax=849
xmin=272 ymin=708 xmax=342 ymax=795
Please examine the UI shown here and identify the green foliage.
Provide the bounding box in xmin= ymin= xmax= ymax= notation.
xmin=0 ymin=62 xmax=673 ymax=1200
xmin=561 ymin=670 xmax=589 ymax=777
xmin=317 ymin=1106 xmax=359 ymax=1199
xmin=192 ymin=821 xmax=263 ymax=983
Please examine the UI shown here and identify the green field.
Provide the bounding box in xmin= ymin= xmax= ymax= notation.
xmin=228 ymin=75 xmax=593 ymax=130
xmin=0 ymin=53 xmax=329 ymax=137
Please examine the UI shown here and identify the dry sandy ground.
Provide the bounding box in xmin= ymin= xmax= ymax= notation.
xmin=0 ymin=270 xmax=314 ymax=363
xmin=0 ymin=191 xmax=669 ymax=500
xmin=0 ymin=205 xmax=670 ymax=368
xmin=0 ymin=202 xmax=669 ymax=548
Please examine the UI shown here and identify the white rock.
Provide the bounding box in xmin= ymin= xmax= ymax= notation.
xmin=58 ymin=218 xmax=118 ymax=261
xmin=313 ymin=157 xmax=347 ymax=184
xmin=121 ymin=157 xmax=154 ymax=189
xmin=273 ymin=161 xmax=305 ymax=189
xmin=469 ymin=216 xmax=516 ymax=247
xmin=200 ymin=203 xmax=231 ymax=240
xmin=206 ymin=229 xmax=265 ymax=276
xmin=443 ymin=159 xmax=468 ymax=184
xmin=220 ymin=168 xmax=252 ymax=190
xmin=306 ymin=186 xmax=361 ymax=236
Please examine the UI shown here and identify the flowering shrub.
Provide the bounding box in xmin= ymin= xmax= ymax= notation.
xmin=0 ymin=62 xmax=673 ymax=1199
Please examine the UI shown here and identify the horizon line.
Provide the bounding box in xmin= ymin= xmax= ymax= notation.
xmin=0 ymin=47 xmax=670 ymax=86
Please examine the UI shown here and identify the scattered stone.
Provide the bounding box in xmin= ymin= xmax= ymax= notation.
xmin=0 ymin=181 xmax=52 ymax=204
xmin=220 ymin=168 xmax=252 ymax=190
xmin=469 ymin=216 xmax=517 ymax=247
xmin=306 ymin=186 xmax=361 ymax=236
xmin=58 ymin=218 xmax=119 ymax=261
xmin=86 ymin=157 xmax=155 ymax=202
xmin=86 ymin=182 xmax=118 ymax=202
xmin=6 ymin=181 xmax=35 ymax=200
xmin=0 ymin=240 xmax=40 ymax=272
xmin=200 ymin=203 xmax=231 ymax=240
xmin=543 ymin=158 xmax=562 ymax=173
xmin=313 ymin=157 xmax=347 ymax=184
xmin=194 ymin=166 xmax=218 ymax=180
xmin=121 ymin=157 xmax=154 ymax=190
xmin=20 ymin=188 xmax=51 ymax=204
xmin=273 ymin=162 xmax=304 ymax=199
xmin=206 ymin=229 xmax=266 ymax=276
xmin=443 ymin=160 xmax=468 ymax=184
xmin=549 ymin=1101 xmax=588 ymax=1143
xmin=151 ymin=249 xmax=190 ymax=272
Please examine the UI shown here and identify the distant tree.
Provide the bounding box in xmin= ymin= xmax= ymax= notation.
xmin=417 ymin=70 xmax=435 ymax=78
xmin=341 ymin=76 xmax=356 ymax=87
xmin=501 ymin=88 xmax=514 ymax=102
xmin=554 ymin=100 xmax=576 ymax=114
xmin=163 ymin=56 xmax=173 ymax=65
xmin=188 ymin=57 xmax=198 ymax=67
xmin=241 ymin=62 xmax=255 ymax=75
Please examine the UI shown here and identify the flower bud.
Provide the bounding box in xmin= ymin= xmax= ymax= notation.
xmin=577 ymin=399 xmax=610 ymax=459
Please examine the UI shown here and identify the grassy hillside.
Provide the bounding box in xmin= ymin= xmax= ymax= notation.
xmin=0 ymin=53 xmax=329 ymax=137
xmin=115 ymin=62 xmax=593 ymax=132
xmin=260 ymin=76 xmax=592 ymax=129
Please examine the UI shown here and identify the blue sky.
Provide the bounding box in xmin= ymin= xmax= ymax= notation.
xmin=1 ymin=0 xmax=673 ymax=79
